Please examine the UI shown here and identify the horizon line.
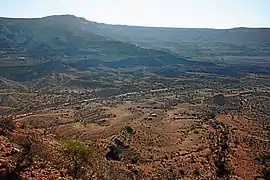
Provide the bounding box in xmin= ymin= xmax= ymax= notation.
xmin=1 ymin=14 xmax=270 ymax=30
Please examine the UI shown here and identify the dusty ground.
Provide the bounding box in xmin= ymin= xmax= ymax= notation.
xmin=1 ymin=89 xmax=269 ymax=179
xmin=18 ymin=100 xmax=264 ymax=179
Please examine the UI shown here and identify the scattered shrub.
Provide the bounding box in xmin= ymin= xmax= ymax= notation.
xmin=194 ymin=167 xmax=200 ymax=176
xmin=202 ymin=112 xmax=216 ymax=120
xmin=59 ymin=139 xmax=93 ymax=179
xmin=0 ymin=119 xmax=14 ymax=136
xmin=179 ymin=169 xmax=185 ymax=176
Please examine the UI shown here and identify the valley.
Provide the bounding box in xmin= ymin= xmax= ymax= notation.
xmin=0 ymin=15 xmax=270 ymax=180
xmin=1 ymin=72 xmax=270 ymax=179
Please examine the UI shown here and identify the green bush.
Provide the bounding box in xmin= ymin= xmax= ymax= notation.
xmin=0 ymin=119 xmax=14 ymax=136
xmin=194 ymin=167 xmax=200 ymax=176
xmin=123 ymin=126 xmax=135 ymax=139
xmin=202 ymin=112 xmax=216 ymax=120
xmin=59 ymin=140 xmax=93 ymax=178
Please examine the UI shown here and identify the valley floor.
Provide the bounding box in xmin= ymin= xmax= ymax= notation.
xmin=1 ymin=81 xmax=269 ymax=179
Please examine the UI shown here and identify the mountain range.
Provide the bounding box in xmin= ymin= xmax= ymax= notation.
xmin=0 ymin=15 xmax=269 ymax=82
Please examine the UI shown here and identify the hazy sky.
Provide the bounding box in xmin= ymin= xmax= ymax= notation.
xmin=1 ymin=0 xmax=270 ymax=28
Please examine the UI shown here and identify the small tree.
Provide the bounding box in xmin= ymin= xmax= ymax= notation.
xmin=59 ymin=140 xmax=93 ymax=179
xmin=122 ymin=126 xmax=135 ymax=140
xmin=203 ymin=112 xmax=216 ymax=120
xmin=0 ymin=118 xmax=14 ymax=136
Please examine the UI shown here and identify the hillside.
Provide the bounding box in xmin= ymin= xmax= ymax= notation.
xmin=1 ymin=15 xmax=270 ymax=180
xmin=0 ymin=15 xmax=269 ymax=82
xmin=95 ymin=23 xmax=270 ymax=60
xmin=0 ymin=15 xmax=186 ymax=63
xmin=1 ymin=15 xmax=270 ymax=62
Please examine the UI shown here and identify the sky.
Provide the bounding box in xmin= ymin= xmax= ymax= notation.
xmin=1 ymin=0 xmax=270 ymax=28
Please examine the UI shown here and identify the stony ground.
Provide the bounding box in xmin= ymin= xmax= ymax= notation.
xmin=1 ymin=89 xmax=269 ymax=179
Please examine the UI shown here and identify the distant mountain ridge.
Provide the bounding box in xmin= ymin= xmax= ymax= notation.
xmin=0 ymin=15 xmax=269 ymax=82
xmin=1 ymin=15 xmax=270 ymax=61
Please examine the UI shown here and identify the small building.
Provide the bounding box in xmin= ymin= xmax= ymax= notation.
xmin=151 ymin=113 xmax=157 ymax=117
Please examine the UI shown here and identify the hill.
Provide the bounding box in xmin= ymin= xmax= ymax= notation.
xmin=1 ymin=15 xmax=270 ymax=62
xmin=0 ymin=15 xmax=186 ymax=63
xmin=0 ymin=15 xmax=269 ymax=82
xmin=0 ymin=15 xmax=270 ymax=180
